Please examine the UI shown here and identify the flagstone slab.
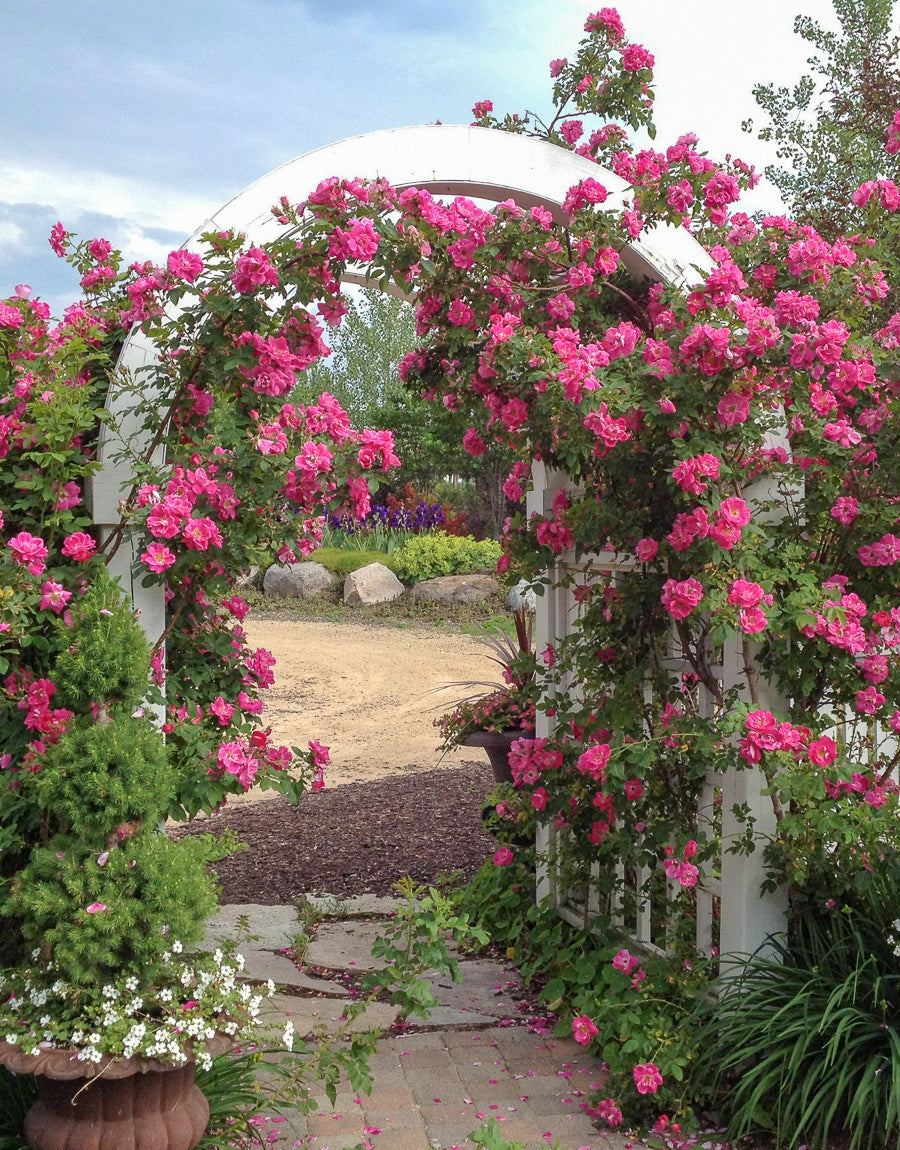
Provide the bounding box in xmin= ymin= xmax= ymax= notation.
xmin=200 ymin=902 xmax=300 ymax=952
xmin=304 ymin=918 xmax=391 ymax=971
xmin=265 ymin=993 xmax=400 ymax=1035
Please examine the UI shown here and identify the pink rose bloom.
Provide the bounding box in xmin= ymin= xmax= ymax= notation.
xmin=147 ymin=503 xmax=185 ymax=539
xmin=861 ymin=654 xmax=889 ymax=684
xmin=232 ymin=247 xmax=279 ymax=293
xmin=709 ymin=518 xmax=742 ymax=550
xmin=621 ymin=43 xmax=654 ymax=72
xmin=612 ymin=948 xmax=639 ymax=973
xmin=39 ymin=581 xmax=72 ymax=614
xmin=9 ymin=531 xmax=48 ymax=575
xmin=635 ymin=537 xmax=658 ymax=562
xmin=308 ymin=740 xmax=330 ymax=766
xmin=727 ymin=579 xmax=764 ymax=608
xmin=856 ymin=686 xmax=886 ymax=715
xmin=531 ymin=787 xmax=549 ymax=811
xmin=596 ymin=1097 xmax=623 ymax=1127
xmin=571 ymin=1014 xmax=599 ymax=1046
xmin=560 ymin=119 xmax=584 ymax=145
xmin=738 ymin=607 xmax=768 ymax=634
xmin=577 ymin=742 xmax=611 ymax=781
xmin=447 ymin=299 xmax=474 ymax=327
xmin=807 ymin=736 xmax=837 ymax=767
xmin=501 ymin=397 xmax=529 ymax=431
xmin=182 ymin=517 xmax=223 ymax=552
xmin=217 ymin=739 xmax=260 ymax=791
xmin=493 ymin=846 xmax=514 ymax=867
xmin=462 ymin=428 xmax=487 ymax=457
xmin=141 ymin=543 xmax=176 ymax=573
xmin=623 ymin=779 xmax=643 ymax=801
xmin=61 ymin=531 xmax=96 ymax=563
xmin=660 ymin=577 xmax=704 ymax=620
xmin=831 ymin=496 xmax=859 ymax=525
xmin=865 ymin=786 xmax=887 ymax=807
xmin=716 ymin=390 xmax=750 ymax=426
xmin=633 ymin=1062 xmax=664 ymax=1094
xmin=167 ymin=249 xmax=204 ymax=283
xmin=210 ymin=697 xmax=235 ymax=726
xmin=549 ymin=58 xmax=567 ymax=78
xmin=717 ymin=496 xmax=751 ymax=527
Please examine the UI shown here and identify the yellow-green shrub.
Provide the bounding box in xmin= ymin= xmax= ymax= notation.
xmin=391 ymin=532 xmax=501 ymax=584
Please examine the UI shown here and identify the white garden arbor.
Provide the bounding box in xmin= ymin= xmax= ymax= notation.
xmin=88 ymin=123 xmax=786 ymax=958
xmin=89 ymin=123 xmax=711 ymax=644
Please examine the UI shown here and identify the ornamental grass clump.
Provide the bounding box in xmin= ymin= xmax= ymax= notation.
xmin=437 ymin=607 xmax=537 ymax=751
xmin=693 ymin=874 xmax=900 ymax=1150
xmin=0 ymin=571 xmax=253 ymax=1067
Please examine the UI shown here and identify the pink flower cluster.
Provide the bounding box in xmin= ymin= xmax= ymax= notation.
xmin=663 ymin=840 xmax=699 ymax=888
xmin=509 ymin=737 xmax=563 ymax=786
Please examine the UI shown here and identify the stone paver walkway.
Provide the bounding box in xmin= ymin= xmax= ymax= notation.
xmin=202 ymin=901 xmax=646 ymax=1150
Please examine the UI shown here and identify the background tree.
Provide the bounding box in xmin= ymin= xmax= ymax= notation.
xmin=300 ymin=289 xmax=415 ymax=428
xmin=299 ymin=289 xmax=516 ymax=536
xmin=744 ymin=0 xmax=900 ymax=239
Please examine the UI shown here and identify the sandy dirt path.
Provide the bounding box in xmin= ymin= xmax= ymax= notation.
xmin=236 ymin=618 xmax=492 ymax=799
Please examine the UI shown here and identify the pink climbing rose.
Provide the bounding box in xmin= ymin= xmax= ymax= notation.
xmin=8 ymin=532 xmax=48 ymax=575
xmin=633 ymin=1062 xmax=663 ymax=1094
xmin=660 ymin=577 xmax=704 ymax=620
xmin=61 ymin=532 xmax=96 ymax=562
xmin=572 ymin=1014 xmax=599 ymax=1045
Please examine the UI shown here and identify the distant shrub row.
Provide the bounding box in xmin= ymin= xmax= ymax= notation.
xmin=309 ymin=532 xmax=501 ymax=584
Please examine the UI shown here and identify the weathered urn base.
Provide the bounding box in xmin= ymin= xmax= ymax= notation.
xmin=25 ymin=1062 xmax=208 ymax=1150
xmin=0 ymin=1040 xmax=230 ymax=1150
xmin=460 ymin=729 xmax=523 ymax=783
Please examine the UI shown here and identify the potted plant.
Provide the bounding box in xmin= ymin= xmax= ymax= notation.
xmin=436 ymin=606 xmax=537 ymax=782
xmin=0 ymin=571 xmax=260 ymax=1150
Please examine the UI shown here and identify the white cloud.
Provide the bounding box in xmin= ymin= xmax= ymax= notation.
xmin=0 ymin=219 xmax=28 ymax=252
xmin=0 ymin=161 xmax=217 ymax=238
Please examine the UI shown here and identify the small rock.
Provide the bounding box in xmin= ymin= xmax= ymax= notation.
xmin=343 ymin=563 xmax=404 ymax=605
xmin=506 ymin=578 xmax=536 ymax=612
xmin=408 ymin=574 xmax=500 ymax=605
xmin=263 ymin=562 xmax=336 ymax=599
xmin=234 ymin=566 xmax=263 ymax=590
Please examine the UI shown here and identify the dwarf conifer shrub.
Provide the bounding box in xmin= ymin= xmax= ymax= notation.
xmin=1 ymin=571 xmax=220 ymax=983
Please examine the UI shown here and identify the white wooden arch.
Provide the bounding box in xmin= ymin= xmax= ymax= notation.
xmin=88 ymin=122 xmax=713 ymax=646
xmin=86 ymin=123 xmax=787 ymax=958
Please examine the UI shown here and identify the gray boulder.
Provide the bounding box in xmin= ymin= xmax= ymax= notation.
xmin=263 ymin=561 xmax=336 ymax=599
xmin=408 ymin=574 xmax=500 ymax=605
xmin=343 ymin=563 xmax=405 ymax=606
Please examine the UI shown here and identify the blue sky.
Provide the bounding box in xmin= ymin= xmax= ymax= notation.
xmin=3 ymin=0 xmax=831 ymax=315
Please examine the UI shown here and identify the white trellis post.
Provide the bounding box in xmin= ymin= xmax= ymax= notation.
xmin=526 ymin=463 xmax=790 ymax=962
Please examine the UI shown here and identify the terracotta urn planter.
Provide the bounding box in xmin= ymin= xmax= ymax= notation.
xmin=460 ymin=728 xmax=524 ymax=783
xmin=0 ymin=1036 xmax=231 ymax=1150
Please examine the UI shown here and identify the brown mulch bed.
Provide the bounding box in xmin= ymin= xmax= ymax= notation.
xmin=174 ymin=762 xmax=500 ymax=903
